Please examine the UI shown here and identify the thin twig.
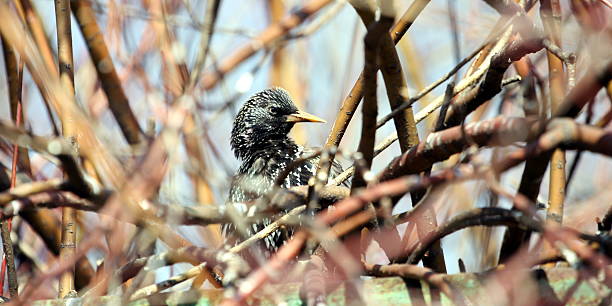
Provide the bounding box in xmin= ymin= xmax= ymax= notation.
xmin=229 ymin=205 xmax=307 ymax=254
xmin=201 ymin=0 xmax=333 ymax=90
xmin=71 ymin=0 xmax=144 ymax=146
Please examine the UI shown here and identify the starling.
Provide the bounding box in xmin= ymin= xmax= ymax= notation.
xmin=225 ymin=87 xmax=341 ymax=257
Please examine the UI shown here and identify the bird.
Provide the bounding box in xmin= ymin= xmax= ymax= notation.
xmin=225 ymin=87 xmax=343 ymax=259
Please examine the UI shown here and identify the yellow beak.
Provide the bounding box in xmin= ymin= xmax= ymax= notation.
xmin=285 ymin=110 xmax=326 ymax=123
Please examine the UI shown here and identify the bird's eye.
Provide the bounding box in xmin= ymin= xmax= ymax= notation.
xmin=270 ymin=106 xmax=282 ymax=115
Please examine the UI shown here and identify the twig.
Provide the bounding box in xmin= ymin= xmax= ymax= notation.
xmin=0 ymin=0 xmax=128 ymax=191
xmin=542 ymin=38 xmax=574 ymax=64
xmin=221 ymin=231 xmax=309 ymax=305
xmin=186 ymin=0 xmax=219 ymax=88
xmin=320 ymin=0 xmax=432 ymax=173
xmin=363 ymin=262 xmax=462 ymax=303
xmin=541 ymin=3 xmax=567 ymax=258
xmin=375 ymin=41 xmax=490 ymax=129
xmin=441 ymin=36 xmax=544 ymax=127
xmin=55 ymin=0 xmax=78 ymax=296
xmin=0 ymin=192 xmax=101 ymax=220
xmin=129 ymin=264 xmax=208 ymax=301
xmin=406 ymin=207 xmax=542 ymax=264
xmin=87 ymin=246 xmax=235 ymax=297
xmin=565 ymin=100 xmax=593 ymax=190
xmin=351 ymin=0 xmax=419 ymax=153
xmin=351 ymin=14 xmax=393 ymax=190
xmin=229 ymin=205 xmax=306 ymax=254
xmin=307 ymin=147 xmax=336 ymax=210
xmin=446 ymin=0 xmax=461 ymax=66
xmin=0 ymin=20 xmax=25 ymax=297
xmin=378 ymin=116 xmax=540 ymax=182
xmin=0 ymin=221 xmax=17 ymax=298
xmin=71 ymin=0 xmax=144 ymax=146
xmin=435 ymin=82 xmax=455 ymax=132
xmin=287 ymin=0 xmax=345 ymax=39
xmin=554 ymin=61 xmax=612 ymax=118
xmin=201 ymin=0 xmax=333 ymax=90
xmin=181 ymin=0 xmax=222 ymax=249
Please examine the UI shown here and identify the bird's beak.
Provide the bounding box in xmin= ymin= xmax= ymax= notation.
xmin=285 ymin=110 xmax=326 ymax=123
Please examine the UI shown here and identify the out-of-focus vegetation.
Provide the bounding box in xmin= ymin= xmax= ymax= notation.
xmin=0 ymin=0 xmax=610 ymax=304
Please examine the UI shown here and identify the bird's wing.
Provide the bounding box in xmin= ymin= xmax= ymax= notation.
xmin=229 ymin=157 xmax=274 ymax=202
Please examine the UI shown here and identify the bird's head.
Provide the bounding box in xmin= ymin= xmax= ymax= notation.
xmin=231 ymin=88 xmax=325 ymax=160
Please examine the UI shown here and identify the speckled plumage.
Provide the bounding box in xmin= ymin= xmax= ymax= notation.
xmin=225 ymin=88 xmax=342 ymax=257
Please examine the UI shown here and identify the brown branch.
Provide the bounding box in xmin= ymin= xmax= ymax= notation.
xmin=325 ymin=0 xmax=431 ymax=148
xmin=403 ymin=205 xmax=610 ymax=271
xmin=201 ymin=0 xmax=333 ymax=90
xmin=541 ymin=0 xmax=567 ymax=265
xmin=1 ymin=30 xmax=30 ymax=175
xmin=376 ymin=18 xmax=518 ymax=130
xmin=378 ymin=116 xmax=541 ymax=182
xmin=442 ymin=36 xmax=545 ymax=127
xmin=0 ymin=119 xmax=95 ymax=200
xmin=381 ymin=115 xmax=612 ymax=201
xmin=0 ymin=220 xmax=16 ymax=298
xmin=0 ymin=0 xmax=130 ymax=193
xmin=221 ymin=231 xmax=309 ymax=305
xmin=17 ymin=0 xmax=57 ymax=75
xmin=182 ymin=0 xmax=222 ymax=247
xmin=0 ymin=179 xmax=64 ymax=206
xmin=55 ymin=0 xmax=77 ymax=296
xmin=350 ymin=1 xmax=420 ymax=153
xmin=11 ymin=203 xmax=94 ymax=290
xmin=351 ymin=14 xmax=393 ymax=190
xmin=71 ymin=0 xmax=144 ymax=146
xmin=554 ymin=61 xmax=612 ymax=118
xmin=0 ymin=31 xmax=22 ymax=299
xmin=363 ymin=262 xmax=461 ymax=302
xmin=500 ymin=113 xmax=612 ymax=262
xmin=320 ymin=0 xmax=431 ymax=172
xmin=0 ymin=169 xmax=94 ymax=292
xmin=347 ymin=4 xmax=409 ymax=267
xmin=1 ymin=192 xmax=101 ymax=220
xmin=328 ymin=43 xmax=523 ymax=186
xmin=406 ymin=207 xmax=543 ymax=265
xmin=0 ymin=183 xmax=347 ymax=228
xmin=494 ymin=118 xmax=612 ymax=173
xmin=87 ymin=246 xmax=241 ymax=297
xmin=15 ymin=0 xmax=60 ymax=135
xmin=353 ymin=2 xmax=446 ymax=272
xmin=187 ymin=0 xmax=219 ymax=88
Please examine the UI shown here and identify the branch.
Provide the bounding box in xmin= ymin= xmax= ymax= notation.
xmin=320 ymin=0 xmax=431 ymax=174
xmin=442 ymin=36 xmax=544 ymax=127
xmin=229 ymin=205 xmax=306 ymax=254
xmin=406 ymin=207 xmax=542 ymax=264
xmin=351 ymin=12 xmax=393 ymax=190
xmin=0 ymin=179 xmax=64 ymax=207
xmin=363 ymin=262 xmax=462 ymax=303
xmin=494 ymin=118 xmax=612 ymax=173
xmin=71 ymin=0 xmax=144 ymax=146
xmin=554 ymin=61 xmax=612 ymax=118
xmin=201 ymin=0 xmax=333 ymax=90
xmin=88 ymin=246 xmax=244 ymax=297
xmin=378 ymin=116 xmax=540 ymax=182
